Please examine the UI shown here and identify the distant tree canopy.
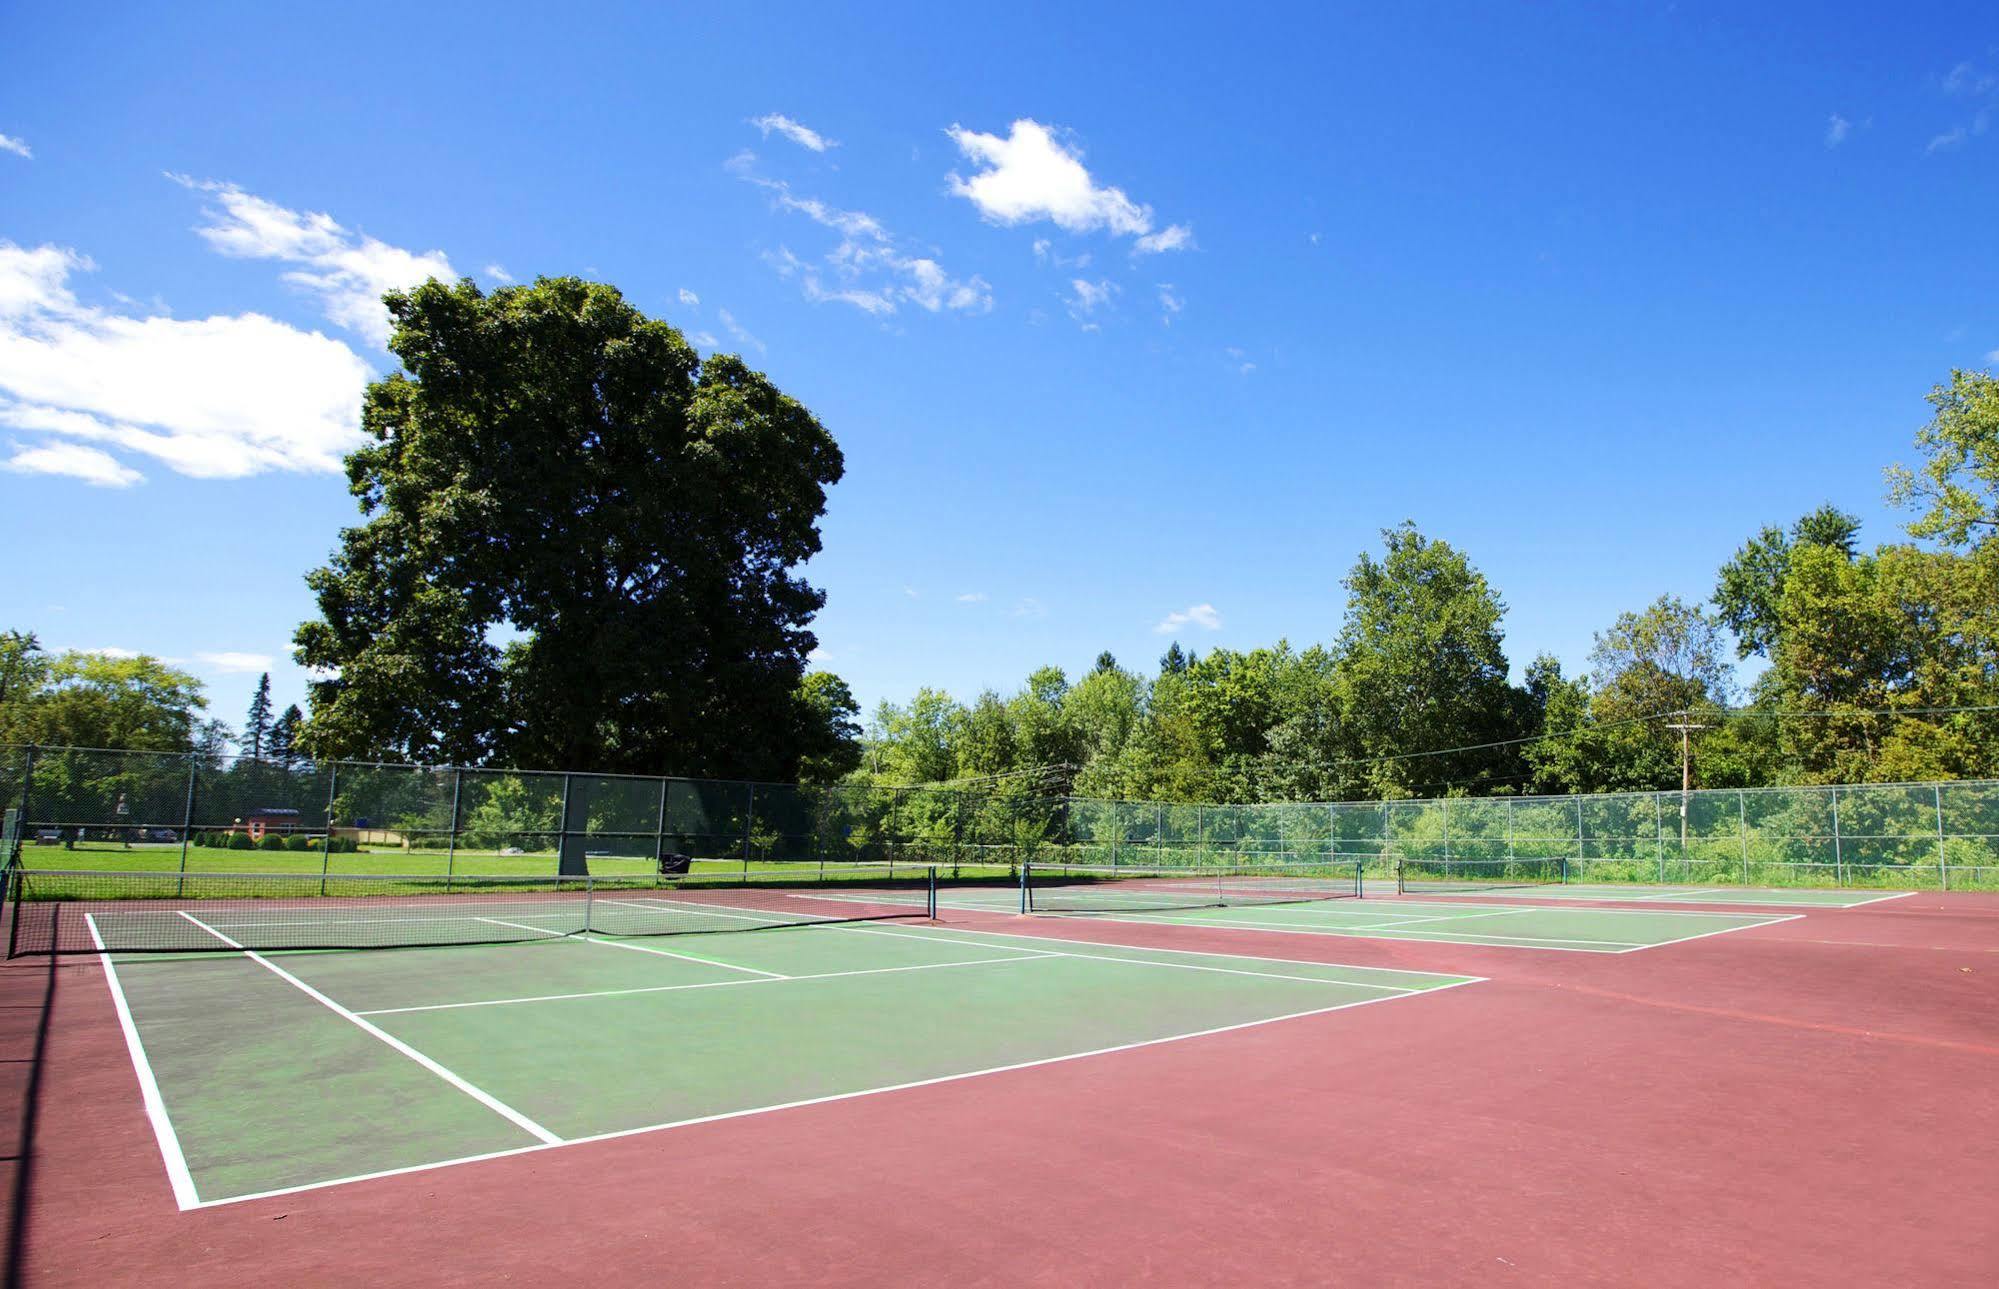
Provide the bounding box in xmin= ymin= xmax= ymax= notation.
xmin=0 ymin=632 xmax=210 ymax=752
xmin=293 ymin=276 xmax=847 ymax=779
xmin=851 ymin=370 xmax=1999 ymax=800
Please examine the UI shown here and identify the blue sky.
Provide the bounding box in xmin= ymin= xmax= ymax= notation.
xmin=2 ymin=2 xmax=1996 ymax=739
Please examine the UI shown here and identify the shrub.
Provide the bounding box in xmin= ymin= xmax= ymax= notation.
xmin=287 ymin=835 xmax=317 ymax=852
xmin=227 ymin=831 xmax=255 ymax=850
xmin=257 ymin=833 xmax=289 ymax=851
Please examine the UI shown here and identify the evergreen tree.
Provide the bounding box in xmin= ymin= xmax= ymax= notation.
xmin=269 ymin=703 xmax=304 ymax=771
xmin=244 ymin=672 xmax=274 ymax=760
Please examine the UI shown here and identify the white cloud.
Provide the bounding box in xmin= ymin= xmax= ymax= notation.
xmin=903 ymin=585 xmax=921 ymax=598
xmin=0 ymin=134 xmax=30 ymax=160
xmin=1032 ymin=239 xmax=1091 ymax=269
xmin=946 ymin=119 xmax=1193 ymax=256
xmin=1134 ymin=224 xmax=1195 ymax=255
xmin=737 ymin=164 xmax=991 ymax=317
xmin=484 ymin=263 xmax=513 ymax=283
xmin=1153 ymin=603 xmax=1222 ymax=634
xmin=1157 ymin=284 xmax=1183 ymax=324
xmin=1986 ymin=347 xmax=1999 ymax=363
xmin=196 ymin=650 xmax=274 ymax=673
xmin=1943 ymin=62 xmax=1997 ymax=97
xmin=1928 ymin=126 xmax=1969 ymax=153
xmin=946 ymin=120 xmax=1150 ymax=234
xmin=1824 ymin=114 xmax=1851 ymax=148
xmin=689 ymin=330 xmax=718 ymax=348
xmin=751 ymin=113 xmax=837 ymax=153
xmin=955 ymin=591 xmax=988 ymax=603
xmin=4 ymin=440 xmax=142 ymax=487
xmin=716 ymin=308 xmax=765 ymax=354
xmin=1225 ymin=345 xmax=1255 ymax=375
xmin=86 ymin=646 xmax=141 ymax=658
xmin=1067 ymin=278 xmax=1117 ymax=323
xmin=174 ymin=177 xmax=454 ymax=348
xmin=678 ymin=288 xmax=700 ymax=307
xmin=0 ymin=240 xmax=371 ymax=482
xmin=1013 ymin=597 xmax=1047 ymax=619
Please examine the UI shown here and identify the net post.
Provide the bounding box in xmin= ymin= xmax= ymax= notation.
xmin=1934 ymin=783 xmax=1948 ymax=891
xmin=559 ymin=773 xmax=573 ymax=878
xmin=320 ymin=761 xmax=338 ymax=896
xmin=654 ymin=775 xmax=670 ymax=887
xmin=584 ymin=870 xmax=595 ymax=935
xmin=926 ymin=864 xmax=938 ymax=920
xmin=177 ymin=754 xmax=196 ymax=889
xmin=445 ymin=768 xmax=463 ymax=891
xmin=1018 ymin=860 xmax=1030 ymax=914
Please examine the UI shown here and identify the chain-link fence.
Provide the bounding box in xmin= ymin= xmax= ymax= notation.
xmin=3 ymin=744 xmax=1994 ymax=889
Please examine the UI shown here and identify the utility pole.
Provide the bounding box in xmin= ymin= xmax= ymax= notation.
xmin=1663 ymin=713 xmax=1710 ymax=849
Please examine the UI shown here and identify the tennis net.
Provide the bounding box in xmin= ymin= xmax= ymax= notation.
xmin=1022 ymin=861 xmax=1362 ymax=915
xmin=3 ymin=866 xmax=937 ymax=956
xmin=1395 ymin=857 xmax=1566 ymax=895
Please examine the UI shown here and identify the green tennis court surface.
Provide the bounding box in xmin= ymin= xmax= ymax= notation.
xmin=94 ymin=918 xmax=1476 ymax=1207
xmin=936 ymin=886 xmax=1800 ymax=951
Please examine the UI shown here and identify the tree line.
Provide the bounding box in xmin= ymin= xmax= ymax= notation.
xmin=855 ymin=371 xmax=1999 ymax=802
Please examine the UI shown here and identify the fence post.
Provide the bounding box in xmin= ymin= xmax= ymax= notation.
xmin=1654 ymin=793 xmax=1664 ymax=884
xmin=319 ymin=762 xmax=338 ymax=895
xmin=1575 ymin=797 xmax=1585 ymax=869
xmin=445 ymin=769 xmax=463 ymax=890
xmin=1442 ymin=795 xmax=1451 ymax=877
xmin=1506 ymin=797 xmax=1514 ymax=863
xmin=1738 ymin=790 xmax=1749 ymax=887
xmin=177 ymin=755 xmax=197 ymax=891
xmin=1934 ymin=783 xmax=1948 ymax=892
xmin=1830 ymin=785 xmax=1843 ymax=887
xmin=1157 ymin=800 xmax=1165 ymax=866
xmin=17 ymin=745 xmax=33 ymax=842
xmin=559 ymin=773 xmax=573 ymax=878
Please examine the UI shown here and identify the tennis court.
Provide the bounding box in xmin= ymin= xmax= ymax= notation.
xmin=66 ymin=870 xmax=1476 ymax=1207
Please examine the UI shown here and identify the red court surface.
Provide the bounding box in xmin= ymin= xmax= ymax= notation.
xmin=6 ymin=891 xmax=1997 ymax=1286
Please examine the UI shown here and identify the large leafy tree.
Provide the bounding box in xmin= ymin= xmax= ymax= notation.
xmin=294 ymin=277 xmax=845 ymax=778
xmin=1333 ymin=524 xmax=1520 ymax=794
xmin=0 ymin=645 xmax=208 ymax=752
xmin=1887 ymin=368 xmax=1999 ymax=549
xmin=1713 ymin=505 xmax=1860 ymax=658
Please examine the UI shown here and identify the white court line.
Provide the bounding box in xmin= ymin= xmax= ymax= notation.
xmin=1030 ymin=909 xmax=1659 ymax=952
xmin=184 ymin=973 xmax=1485 ymax=1211
xmin=844 ymin=924 xmax=1455 ymax=991
xmin=1087 ymin=906 xmax=1806 ymax=954
xmin=473 ymin=914 xmax=788 ymax=979
xmin=860 ymin=921 xmax=1487 ymax=982
xmin=1606 ymin=911 xmax=1807 ymax=954
xmin=173 ymin=911 xmax=561 ymax=1147
xmin=85 ymin=915 xmax=201 ymax=1210
xmin=355 ymin=951 xmax=1065 ymax=1017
